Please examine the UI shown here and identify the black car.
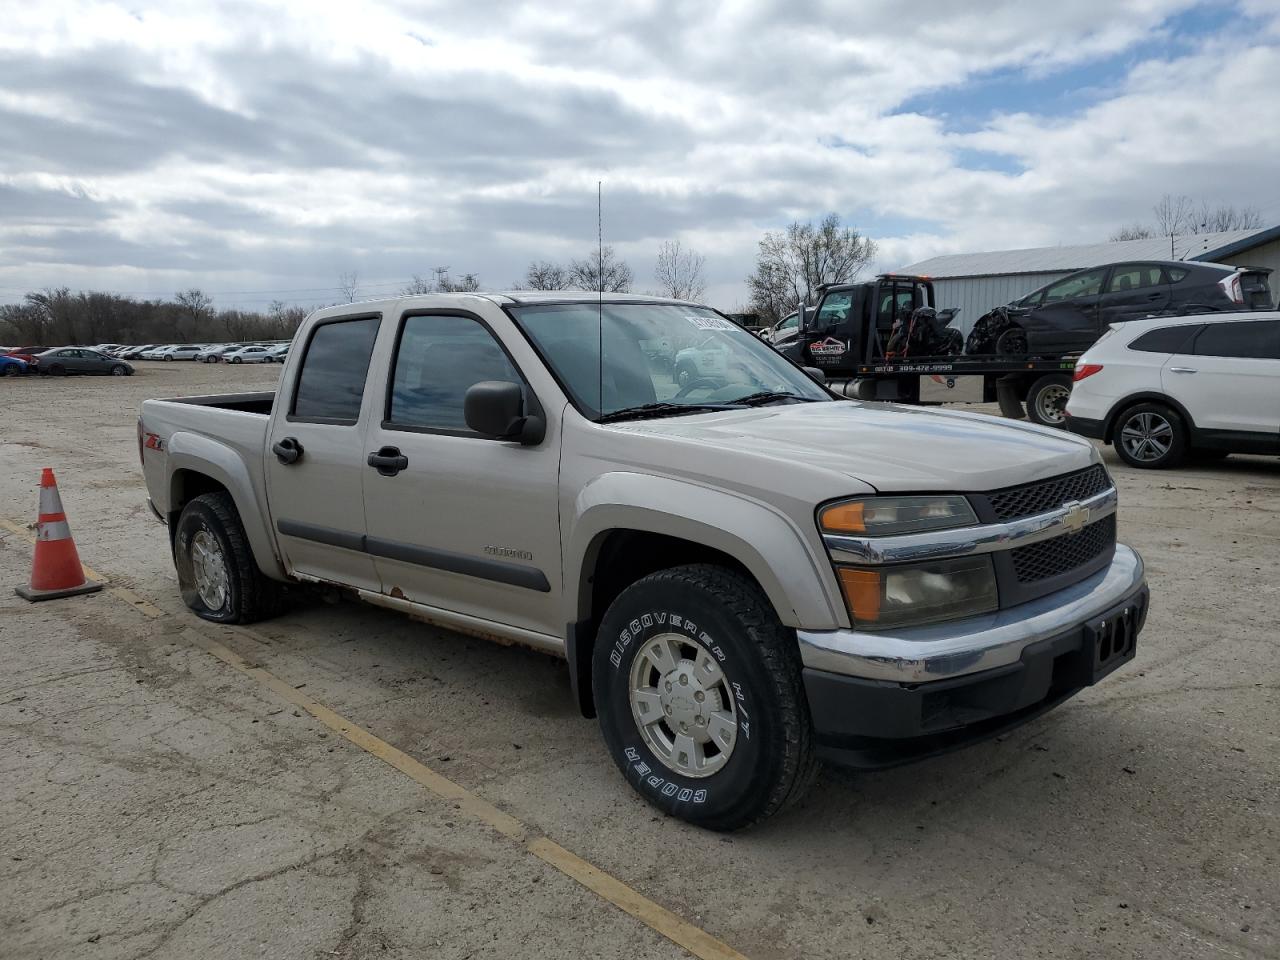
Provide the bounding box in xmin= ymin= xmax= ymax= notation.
xmin=36 ymin=347 xmax=134 ymax=376
xmin=967 ymin=260 xmax=1274 ymax=357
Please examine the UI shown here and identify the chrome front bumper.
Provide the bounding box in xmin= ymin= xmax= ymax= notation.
xmin=797 ymin=543 xmax=1146 ymax=684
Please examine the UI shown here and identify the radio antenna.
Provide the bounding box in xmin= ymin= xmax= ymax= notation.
xmin=597 ymin=180 xmax=604 ymax=415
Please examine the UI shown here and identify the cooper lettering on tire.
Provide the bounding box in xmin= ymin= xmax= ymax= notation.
xmin=591 ymin=564 xmax=817 ymax=831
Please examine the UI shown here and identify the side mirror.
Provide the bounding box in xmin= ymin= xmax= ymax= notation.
xmin=803 ymin=366 xmax=826 ymax=384
xmin=797 ymin=305 xmax=810 ymax=331
xmin=464 ymin=380 xmax=545 ymax=445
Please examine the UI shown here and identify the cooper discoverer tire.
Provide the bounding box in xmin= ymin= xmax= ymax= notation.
xmin=174 ymin=492 xmax=284 ymax=624
xmin=592 ymin=564 xmax=817 ymax=831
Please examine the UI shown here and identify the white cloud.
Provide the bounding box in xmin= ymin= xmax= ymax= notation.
xmin=0 ymin=0 xmax=1277 ymax=309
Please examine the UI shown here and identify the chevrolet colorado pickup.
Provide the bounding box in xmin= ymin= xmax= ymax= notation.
xmin=140 ymin=292 xmax=1149 ymax=830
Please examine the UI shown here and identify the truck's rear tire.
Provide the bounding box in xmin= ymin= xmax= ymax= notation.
xmin=1025 ymin=374 xmax=1073 ymax=428
xmin=592 ymin=564 xmax=817 ymax=831
xmin=174 ymin=492 xmax=284 ymax=624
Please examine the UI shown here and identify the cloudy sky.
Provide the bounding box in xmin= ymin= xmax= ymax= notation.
xmin=3 ymin=0 xmax=1280 ymax=311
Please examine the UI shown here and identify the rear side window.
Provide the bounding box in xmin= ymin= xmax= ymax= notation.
xmin=1192 ymin=320 xmax=1280 ymax=360
xmin=1106 ymin=265 xmax=1163 ymax=293
xmin=386 ymin=314 xmax=522 ymax=433
xmin=1128 ymin=325 xmax=1202 ymax=354
xmin=1165 ymin=267 xmax=1190 ymax=283
xmin=291 ymin=316 xmax=380 ymax=423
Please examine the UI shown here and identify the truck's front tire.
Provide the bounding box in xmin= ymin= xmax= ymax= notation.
xmin=592 ymin=564 xmax=817 ymax=831
xmin=174 ymin=492 xmax=283 ymax=624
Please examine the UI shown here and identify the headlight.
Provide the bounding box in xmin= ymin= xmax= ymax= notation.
xmin=820 ymin=495 xmax=976 ymax=537
xmin=836 ymin=556 xmax=998 ymax=630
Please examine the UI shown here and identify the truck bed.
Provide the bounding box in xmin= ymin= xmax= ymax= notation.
xmin=161 ymin=391 xmax=275 ymax=415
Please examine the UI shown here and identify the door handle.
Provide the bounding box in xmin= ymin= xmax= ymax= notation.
xmin=1146 ymin=292 xmax=1163 ymax=300
xmin=272 ymin=437 xmax=303 ymax=464
xmin=367 ymin=445 xmax=409 ymax=477
xmin=1168 ymin=366 xmax=1197 ymax=374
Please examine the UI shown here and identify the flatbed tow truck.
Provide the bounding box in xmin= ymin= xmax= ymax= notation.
xmin=779 ymin=275 xmax=1079 ymax=426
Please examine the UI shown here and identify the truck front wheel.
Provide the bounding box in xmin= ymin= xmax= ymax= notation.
xmin=174 ymin=492 xmax=283 ymax=624
xmin=592 ymin=564 xmax=817 ymax=831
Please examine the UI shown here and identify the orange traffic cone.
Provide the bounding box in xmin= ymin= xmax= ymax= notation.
xmin=14 ymin=469 xmax=103 ymax=602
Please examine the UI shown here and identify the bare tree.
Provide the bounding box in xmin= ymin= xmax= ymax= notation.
xmin=1109 ymin=223 xmax=1155 ymax=242
xmin=1114 ymin=194 xmax=1265 ymax=243
xmin=338 ymin=271 xmax=360 ymax=303
xmin=1196 ymin=201 xmax=1262 ymax=233
xmin=518 ymin=260 xmax=573 ymax=290
xmin=569 ymin=245 xmax=633 ymax=292
xmin=1152 ymin=194 xmax=1196 ymax=237
xmin=653 ymin=239 xmax=707 ymax=301
xmin=746 ymin=214 xmax=877 ymax=325
xmin=173 ymin=288 xmax=214 ymax=340
xmin=400 ymin=274 xmax=434 ymax=295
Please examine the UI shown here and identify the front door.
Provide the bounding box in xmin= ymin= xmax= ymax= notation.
xmin=1027 ymin=268 xmax=1107 ymax=353
xmin=362 ymin=309 xmax=562 ymax=638
xmin=264 ymin=313 xmax=382 ymax=591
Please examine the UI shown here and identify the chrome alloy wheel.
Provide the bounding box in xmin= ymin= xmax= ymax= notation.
xmin=628 ymin=633 xmax=738 ymax=778
xmin=1120 ymin=411 xmax=1174 ymax=462
xmin=190 ymin=529 xmax=230 ymax=610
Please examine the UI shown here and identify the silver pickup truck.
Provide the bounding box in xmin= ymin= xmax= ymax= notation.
xmin=140 ymin=292 xmax=1148 ymax=830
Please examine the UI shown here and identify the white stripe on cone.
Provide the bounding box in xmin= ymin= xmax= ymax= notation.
xmin=39 ymin=485 xmax=64 ymax=515
xmin=38 ymin=520 xmax=73 ymax=541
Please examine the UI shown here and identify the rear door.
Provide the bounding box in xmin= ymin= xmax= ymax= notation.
xmin=1099 ymin=263 xmax=1171 ymax=324
xmin=361 ymin=307 xmax=563 ymax=637
xmin=1161 ymin=318 xmax=1280 ymax=443
xmin=264 ymin=313 xmax=383 ymax=590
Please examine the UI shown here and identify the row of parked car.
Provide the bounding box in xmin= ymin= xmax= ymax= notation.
xmin=0 ymin=339 xmax=292 ymax=376
xmin=110 ymin=341 xmax=291 ymax=363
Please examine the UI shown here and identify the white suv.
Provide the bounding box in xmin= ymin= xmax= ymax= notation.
xmin=1065 ymin=312 xmax=1280 ymax=468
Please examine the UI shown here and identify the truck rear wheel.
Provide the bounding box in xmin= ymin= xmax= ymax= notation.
xmin=592 ymin=564 xmax=817 ymax=831
xmin=1025 ymin=374 xmax=1073 ymax=428
xmin=174 ymin=492 xmax=284 ymax=624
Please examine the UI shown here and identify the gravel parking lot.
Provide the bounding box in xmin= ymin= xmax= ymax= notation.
xmin=2 ymin=362 xmax=1277 ymax=960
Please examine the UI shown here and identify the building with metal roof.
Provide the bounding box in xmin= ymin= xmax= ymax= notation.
xmin=897 ymin=226 xmax=1280 ymax=334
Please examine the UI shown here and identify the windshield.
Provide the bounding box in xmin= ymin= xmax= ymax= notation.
xmin=509 ymin=302 xmax=830 ymax=419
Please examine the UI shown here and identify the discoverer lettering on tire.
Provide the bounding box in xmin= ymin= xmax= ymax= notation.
xmin=591 ymin=564 xmax=817 ymax=831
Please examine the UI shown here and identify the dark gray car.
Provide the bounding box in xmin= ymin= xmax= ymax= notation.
xmin=37 ymin=347 xmax=134 ymax=376
xmin=968 ymin=260 xmax=1274 ymax=356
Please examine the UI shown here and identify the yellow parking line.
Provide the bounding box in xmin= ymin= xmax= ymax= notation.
xmin=1 ymin=516 xmax=748 ymax=960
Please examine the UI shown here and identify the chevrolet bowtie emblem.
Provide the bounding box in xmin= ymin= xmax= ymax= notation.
xmin=1062 ymin=500 xmax=1090 ymax=534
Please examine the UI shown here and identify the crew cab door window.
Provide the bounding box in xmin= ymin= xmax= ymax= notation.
xmin=291 ymin=316 xmax=380 ymax=423
xmin=386 ymin=314 xmax=523 ymax=433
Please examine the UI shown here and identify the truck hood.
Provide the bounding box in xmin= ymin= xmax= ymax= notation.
xmin=609 ymin=400 xmax=1098 ymax=492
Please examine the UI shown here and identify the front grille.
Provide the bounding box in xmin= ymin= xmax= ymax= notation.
xmin=1011 ymin=514 xmax=1116 ymax=583
xmin=987 ymin=464 xmax=1110 ymax=522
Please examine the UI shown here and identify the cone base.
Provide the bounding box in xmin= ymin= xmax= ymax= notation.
xmin=15 ymin=580 xmax=103 ymax=602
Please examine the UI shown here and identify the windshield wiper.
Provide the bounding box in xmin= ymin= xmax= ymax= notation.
xmin=730 ymin=391 xmax=822 ymax=407
xmin=596 ymin=402 xmax=742 ymax=424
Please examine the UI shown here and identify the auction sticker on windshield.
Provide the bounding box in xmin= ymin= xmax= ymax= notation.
xmin=685 ymin=315 xmax=738 ymax=331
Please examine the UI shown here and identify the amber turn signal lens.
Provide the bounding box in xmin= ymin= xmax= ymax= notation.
xmin=837 ymin=568 xmax=881 ymax=622
xmin=820 ymin=501 xmax=866 ymax=534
